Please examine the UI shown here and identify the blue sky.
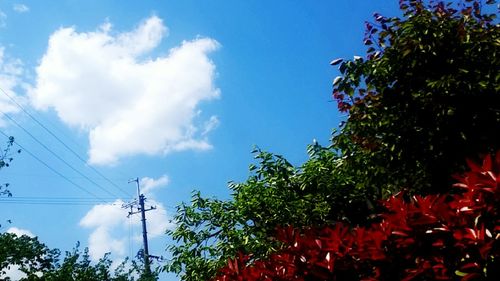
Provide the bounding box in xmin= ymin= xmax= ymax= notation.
xmin=0 ymin=1 xmax=399 ymax=279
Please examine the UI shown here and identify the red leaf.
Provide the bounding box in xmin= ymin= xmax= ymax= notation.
xmin=466 ymin=159 xmax=482 ymax=173
xmin=482 ymin=155 xmax=492 ymax=171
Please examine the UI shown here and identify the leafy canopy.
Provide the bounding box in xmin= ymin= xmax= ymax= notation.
xmin=165 ymin=1 xmax=500 ymax=280
xmin=0 ymin=235 xmax=158 ymax=281
xmin=332 ymin=0 xmax=500 ymax=196
xmin=165 ymin=147 xmax=352 ymax=281
xmin=213 ymin=152 xmax=500 ymax=280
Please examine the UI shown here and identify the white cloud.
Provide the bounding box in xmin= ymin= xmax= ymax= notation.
xmin=140 ymin=198 xmax=172 ymax=238
xmin=6 ymin=226 xmax=35 ymax=237
xmin=29 ymin=16 xmax=221 ymax=165
xmin=13 ymin=4 xmax=29 ymax=13
xmin=80 ymin=176 xmax=174 ymax=261
xmin=2 ymin=264 xmax=27 ymax=280
xmin=80 ymin=200 xmax=128 ymax=260
xmin=202 ymin=115 xmax=219 ymax=136
xmin=0 ymin=11 xmax=6 ymax=28
xmin=0 ymin=47 xmax=25 ymax=126
xmin=80 ymin=200 xmax=127 ymax=228
xmin=140 ymin=175 xmax=169 ymax=195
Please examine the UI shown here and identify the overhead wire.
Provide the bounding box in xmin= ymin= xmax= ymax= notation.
xmin=0 ymin=111 xmax=124 ymax=199
xmin=0 ymin=130 xmax=104 ymax=200
xmin=128 ymin=212 xmax=133 ymax=263
xmin=5 ymin=196 xmax=120 ymax=200
xmin=0 ymin=171 xmax=129 ymax=181
xmin=0 ymin=88 xmax=173 ymax=264
xmin=0 ymin=196 xmax=177 ymax=210
xmin=0 ymin=86 xmax=133 ymax=198
xmin=0 ymin=196 xmax=124 ymax=206
xmin=0 ymin=201 xmax=117 ymax=206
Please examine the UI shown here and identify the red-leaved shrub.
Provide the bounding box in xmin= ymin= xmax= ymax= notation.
xmin=213 ymin=152 xmax=500 ymax=280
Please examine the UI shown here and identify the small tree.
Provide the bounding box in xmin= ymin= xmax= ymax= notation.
xmin=0 ymin=136 xmax=20 ymax=198
xmin=165 ymin=147 xmax=343 ymax=281
xmin=0 ymin=233 xmax=59 ymax=278
xmin=0 ymin=236 xmax=157 ymax=281
xmin=332 ymin=0 xmax=500 ymax=196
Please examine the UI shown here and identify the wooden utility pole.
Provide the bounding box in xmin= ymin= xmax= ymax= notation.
xmin=123 ymin=177 xmax=156 ymax=277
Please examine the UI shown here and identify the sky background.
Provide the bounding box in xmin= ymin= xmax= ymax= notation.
xmin=0 ymin=1 xmax=399 ymax=279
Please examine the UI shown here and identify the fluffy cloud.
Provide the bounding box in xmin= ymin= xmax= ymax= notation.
xmin=140 ymin=175 xmax=169 ymax=195
xmin=7 ymin=226 xmax=35 ymax=237
xmin=0 ymin=47 xmax=24 ymax=126
xmin=80 ymin=176 xmax=173 ymax=261
xmin=29 ymin=16 xmax=220 ymax=165
xmin=0 ymin=11 xmax=6 ymax=28
xmin=80 ymin=200 xmax=128 ymax=260
xmin=2 ymin=265 xmax=27 ymax=280
xmin=13 ymin=4 xmax=29 ymax=13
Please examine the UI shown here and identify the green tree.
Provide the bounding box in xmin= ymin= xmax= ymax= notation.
xmin=332 ymin=0 xmax=500 ymax=197
xmin=165 ymin=146 xmax=366 ymax=281
xmin=165 ymin=0 xmax=500 ymax=280
xmin=0 ymin=233 xmax=157 ymax=281
xmin=0 ymin=232 xmax=58 ymax=278
xmin=38 ymin=245 xmax=159 ymax=281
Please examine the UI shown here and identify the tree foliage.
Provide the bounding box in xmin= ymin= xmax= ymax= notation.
xmin=332 ymin=0 xmax=500 ymax=196
xmin=165 ymin=147 xmax=347 ymax=281
xmin=0 ymin=233 xmax=58 ymax=278
xmin=213 ymin=152 xmax=500 ymax=280
xmin=0 ymin=234 xmax=158 ymax=281
xmin=0 ymin=136 xmax=21 ymax=198
xmin=165 ymin=0 xmax=500 ymax=280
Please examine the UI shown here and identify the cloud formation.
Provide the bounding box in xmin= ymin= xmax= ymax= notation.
xmin=30 ymin=16 xmax=220 ymax=165
xmin=7 ymin=226 xmax=35 ymax=237
xmin=0 ymin=47 xmax=24 ymax=126
xmin=0 ymin=11 xmax=6 ymax=28
xmin=140 ymin=175 xmax=169 ymax=195
xmin=2 ymin=265 xmax=26 ymax=280
xmin=80 ymin=175 xmax=173 ymax=261
xmin=80 ymin=200 xmax=128 ymax=259
xmin=13 ymin=4 xmax=29 ymax=13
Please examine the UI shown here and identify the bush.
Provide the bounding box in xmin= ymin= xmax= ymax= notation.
xmin=214 ymin=152 xmax=500 ymax=280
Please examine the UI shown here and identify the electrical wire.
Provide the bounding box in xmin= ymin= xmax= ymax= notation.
xmin=0 ymin=86 xmax=133 ymax=198
xmin=5 ymin=196 xmax=119 ymax=201
xmin=0 ymin=201 xmax=119 ymax=206
xmin=1 ymin=196 xmax=118 ymax=203
xmin=0 ymin=171 xmax=129 ymax=181
xmin=0 ymin=195 xmax=177 ymax=210
xmin=0 ymin=196 xmax=126 ymax=206
xmin=0 ymin=130 xmax=105 ymax=201
xmin=128 ymin=213 xmax=133 ymax=263
xmin=0 ymin=111 xmax=125 ymax=199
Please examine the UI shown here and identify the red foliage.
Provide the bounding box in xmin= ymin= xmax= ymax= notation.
xmin=213 ymin=152 xmax=500 ymax=280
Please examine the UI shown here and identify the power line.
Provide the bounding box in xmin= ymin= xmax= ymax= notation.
xmin=1 ymin=196 xmax=120 ymax=204
xmin=0 ymin=196 xmax=134 ymax=206
xmin=0 ymin=201 xmax=119 ymax=206
xmin=0 ymin=171 xmax=129 ymax=181
xmin=0 ymin=86 xmax=133 ymax=198
xmin=5 ymin=196 xmax=120 ymax=201
xmin=0 ymin=111 xmax=125 ymax=199
xmin=0 ymin=130 xmax=104 ymax=201
xmin=0 ymin=196 xmax=177 ymax=210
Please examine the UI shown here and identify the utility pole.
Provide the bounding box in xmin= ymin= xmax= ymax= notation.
xmin=123 ymin=177 xmax=156 ymax=277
